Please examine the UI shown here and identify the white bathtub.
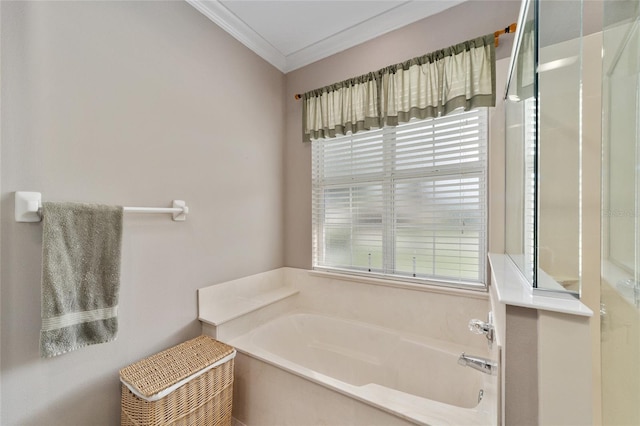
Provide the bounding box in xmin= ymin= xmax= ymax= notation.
xmin=227 ymin=311 xmax=497 ymax=425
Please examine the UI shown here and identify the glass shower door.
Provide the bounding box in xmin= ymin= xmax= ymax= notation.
xmin=601 ymin=1 xmax=640 ymax=423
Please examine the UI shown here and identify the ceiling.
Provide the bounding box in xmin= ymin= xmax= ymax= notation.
xmin=186 ymin=0 xmax=466 ymax=73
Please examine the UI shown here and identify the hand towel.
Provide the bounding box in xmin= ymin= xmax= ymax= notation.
xmin=40 ymin=202 xmax=123 ymax=358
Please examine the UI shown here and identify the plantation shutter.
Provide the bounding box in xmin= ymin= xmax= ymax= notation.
xmin=312 ymin=108 xmax=487 ymax=287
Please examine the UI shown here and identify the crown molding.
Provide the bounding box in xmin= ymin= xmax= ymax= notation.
xmin=186 ymin=0 xmax=287 ymax=72
xmin=284 ymin=1 xmax=465 ymax=73
xmin=187 ymin=0 xmax=466 ymax=74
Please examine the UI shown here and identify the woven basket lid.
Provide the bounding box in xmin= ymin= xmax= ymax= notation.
xmin=119 ymin=335 xmax=234 ymax=398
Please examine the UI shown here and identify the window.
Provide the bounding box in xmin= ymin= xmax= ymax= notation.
xmin=311 ymin=108 xmax=488 ymax=288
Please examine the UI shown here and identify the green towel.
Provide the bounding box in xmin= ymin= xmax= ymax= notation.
xmin=40 ymin=202 xmax=123 ymax=358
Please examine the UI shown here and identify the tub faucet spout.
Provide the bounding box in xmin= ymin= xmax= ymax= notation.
xmin=457 ymin=353 xmax=497 ymax=375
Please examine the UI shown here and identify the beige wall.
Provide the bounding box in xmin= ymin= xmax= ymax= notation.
xmin=0 ymin=1 xmax=284 ymax=425
xmin=504 ymin=306 xmax=539 ymax=426
xmin=600 ymin=17 xmax=640 ymax=425
xmin=601 ymin=274 xmax=640 ymax=424
xmin=582 ymin=31 xmax=603 ymax=424
xmin=283 ymin=0 xmax=522 ymax=269
xmin=538 ymin=311 xmax=593 ymax=426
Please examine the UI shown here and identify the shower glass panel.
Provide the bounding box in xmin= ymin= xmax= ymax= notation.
xmin=505 ymin=0 xmax=583 ymax=295
xmin=505 ymin=0 xmax=535 ymax=285
xmin=601 ymin=0 xmax=640 ymax=423
xmin=536 ymin=0 xmax=583 ymax=293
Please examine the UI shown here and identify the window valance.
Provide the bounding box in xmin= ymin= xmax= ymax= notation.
xmin=302 ymin=34 xmax=496 ymax=142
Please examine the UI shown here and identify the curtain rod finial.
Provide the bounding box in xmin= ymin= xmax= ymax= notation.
xmin=294 ymin=93 xmax=302 ymax=100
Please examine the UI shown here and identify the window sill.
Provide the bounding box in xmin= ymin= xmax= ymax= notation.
xmin=308 ymin=269 xmax=489 ymax=300
xmin=488 ymin=253 xmax=593 ymax=317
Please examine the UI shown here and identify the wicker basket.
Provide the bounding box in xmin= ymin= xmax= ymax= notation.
xmin=119 ymin=335 xmax=235 ymax=426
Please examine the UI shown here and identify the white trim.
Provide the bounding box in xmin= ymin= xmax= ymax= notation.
xmin=185 ymin=0 xmax=286 ymax=71
xmin=285 ymin=0 xmax=465 ymax=72
xmin=186 ymin=0 xmax=465 ymax=73
xmin=309 ymin=269 xmax=488 ymax=299
xmin=489 ymin=253 xmax=593 ymax=317
xmin=121 ymin=350 xmax=237 ymax=402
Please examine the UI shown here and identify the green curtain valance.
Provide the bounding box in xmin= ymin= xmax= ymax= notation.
xmin=302 ymin=34 xmax=496 ymax=142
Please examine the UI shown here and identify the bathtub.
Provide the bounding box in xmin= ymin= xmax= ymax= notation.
xmin=227 ymin=311 xmax=497 ymax=425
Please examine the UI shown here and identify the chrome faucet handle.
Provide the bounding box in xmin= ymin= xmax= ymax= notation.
xmin=468 ymin=319 xmax=489 ymax=334
xmin=468 ymin=318 xmax=494 ymax=344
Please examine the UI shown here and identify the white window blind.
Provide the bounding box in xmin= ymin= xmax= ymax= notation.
xmin=312 ymin=108 xmax=488 ymax=287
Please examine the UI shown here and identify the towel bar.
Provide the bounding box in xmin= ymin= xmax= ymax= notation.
xmin=15 ymin=192 xmax=189 ymax=222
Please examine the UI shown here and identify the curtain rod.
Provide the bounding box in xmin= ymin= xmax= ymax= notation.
xmin=494 ymin=22 xmax=517 ymax=47
xmin=14 ymin=192 xmax=189 ymax=222
xmin=293 ymin=23 xmax=517 ymax=101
